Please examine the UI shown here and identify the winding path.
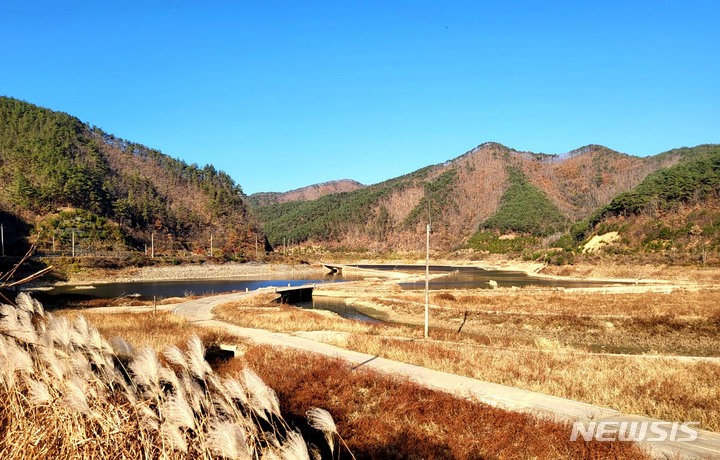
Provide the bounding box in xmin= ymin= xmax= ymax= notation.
xmin=173 ymin=292 xmax=720 ymax=459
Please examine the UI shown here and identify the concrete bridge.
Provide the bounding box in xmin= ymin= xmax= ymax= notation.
xmin=275 ymin=284 xmax=314 ymax=303
xmin=322 ymin=263 xmax=345 ymax=274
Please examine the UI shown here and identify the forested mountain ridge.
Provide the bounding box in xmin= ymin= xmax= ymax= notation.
xmin=248 ymin=179 xmax=365 ymax=207
xmin=0 ymin=96 xmax=261 ymax=257
xmin=254 ymin=142 xmax=685 ymax=251
xmin=568 ymin=144 xmax=720 ymax=263
xmin=4 ymin=95 xmax=713 ymax=262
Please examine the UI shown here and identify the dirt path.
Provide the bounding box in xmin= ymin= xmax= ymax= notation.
xmin=172 ymin=291 xmax=720 ymax=460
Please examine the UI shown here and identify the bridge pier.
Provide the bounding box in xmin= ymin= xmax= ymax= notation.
xmin=275 ymin=285 xmax=314 ymax=303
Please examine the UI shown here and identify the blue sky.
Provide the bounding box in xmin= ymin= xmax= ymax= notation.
xmin=1 ymin=1 xmax=718 ymax=194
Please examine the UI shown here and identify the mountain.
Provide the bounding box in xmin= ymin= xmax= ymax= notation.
xmin=0 ymin=96 xmax=262 ymax=258
xmin=5 ymin=95 xmax=713 ymax=262
xmin=248 ymin=179 xmax=365 ymax=207
xmin=571 ymin=144 xmax=720 ymax=263
xmin=253 ymin=142 xmax=684 ymax=251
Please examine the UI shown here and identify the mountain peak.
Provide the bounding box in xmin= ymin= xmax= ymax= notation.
xmin=248 ymin=179 xmax=365 ymax=207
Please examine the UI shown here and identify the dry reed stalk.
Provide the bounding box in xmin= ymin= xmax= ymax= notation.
xmin=0 ymin=293 xmax=334 ymax=459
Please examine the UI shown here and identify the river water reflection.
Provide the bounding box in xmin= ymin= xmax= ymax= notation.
xmin=40 ymin=265 xmax=623 ymax=322
xmin=43 ymin=271 xmax=362 ymax=301
xmin=354 ymin=265 xmax=616 ymax=290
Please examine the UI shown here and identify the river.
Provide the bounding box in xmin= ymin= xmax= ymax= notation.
xmin=37 ymin=265 xmax=624 ymax=321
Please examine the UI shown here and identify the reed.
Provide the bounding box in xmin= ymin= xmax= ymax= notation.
xmin=0 ymin=293 xmax=338 ymax=459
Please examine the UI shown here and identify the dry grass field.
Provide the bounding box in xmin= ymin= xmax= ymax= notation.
xmin=1 ymin=294 xmax=648 ymax=459
xmin=229 ymin=346 xmax=650 ymax=460
xmin=214 ymin=287 xmax=720 ymax=433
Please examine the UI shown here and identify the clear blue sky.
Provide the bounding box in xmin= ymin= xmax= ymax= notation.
xmin=1 ymin=1 xmax=718 ymax=194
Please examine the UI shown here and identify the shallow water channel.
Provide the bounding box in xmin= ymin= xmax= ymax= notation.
xmin=355 ymin=264 xmax=614 ymax=290
xmin=44 ymin=271 xmax=357 ymax=300
xmin=39 ymin=265 xmax=623 ymax=322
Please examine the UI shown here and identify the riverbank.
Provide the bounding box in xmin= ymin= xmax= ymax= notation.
xmin=344 ymin=257 xmax=703 ymax=285
xmin=45 ymin=257 xmax=719 ymax=294
xmin=52 ymin=262 xmax=326 ymax=285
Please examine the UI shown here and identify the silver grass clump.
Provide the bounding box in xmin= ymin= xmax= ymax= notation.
xmin=140 ymin=401 xmax=161 ymax=431
xmin=163 ymin=344 xmax=188 ymax=370
xmin=64 ymin=374 xmax=91 ymax=414
xmin=86 ymin=323 xmax=109 ymax=354
xmin=178 ymin=370 xmax=205 ymax=414
xmin=279 ymin=431 xmax=311 ymax=460
xmin=24 ymin=376 xmax=51 ymax=405
xmin=0 ymin=304 xmax=38 ymax=344
xmin=0 ymin=294 xmax=333 ymax=459
xmin=306 ymin=407 xmax=337 ymax=454
xmin=161 ymin=422 xmax=188 ymax=453
xmin=71 ymin=315 xmax=90 ymax=347
xmin=15 ymin=292 xmax=44 ymax=316
xmin=162 ymin=387 xmax=196 ymax=431
xmin=243 ymin=367 xmax=281 ymax=420
xmin=223 ymin=376 xmax=249 ymax=406
xmin=0 ymin=336 xmax=33 ymax=390
xmin=36 ymin=344 xmax=64 ymax=381
xmin=207 ymin=420 xmax=252 ymax=460
xmin=186 ymin=335 xmax=211 ymax=379
xmin=309 ymin=446 xmax=322 ymax=460
xmin=129 ymin=347 xmax=161 ymax=395
xmin=159 ymin=366 xmax=180 ymax=393
xmin=47 ymin=314 xmax=72 ymax=350
xmin=110 ymin=336 xmax=136 ymax=360
xmin=262 ymin=450 xmax=282 ymax=460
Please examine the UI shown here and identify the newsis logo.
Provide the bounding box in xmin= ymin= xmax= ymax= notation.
xmin=571 ymin=421 xmax=699 ymax=442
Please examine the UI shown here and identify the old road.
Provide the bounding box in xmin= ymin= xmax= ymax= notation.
xmin=173 ymin=291 xmax=720 ymax=459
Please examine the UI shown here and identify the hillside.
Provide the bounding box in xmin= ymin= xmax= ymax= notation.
xmin=0 ymin=96 xmax=262 ymax=258
xmin=248 ymin=179 xmax=365 ymax=207
xmin=254 ymin=143 xmax=682 ymax=251
xmin=572 ymin=144 xmax=720 ymax=263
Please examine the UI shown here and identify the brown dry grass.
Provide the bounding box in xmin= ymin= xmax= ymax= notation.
xmin=539 ymin=260 xmax=720 ymax=283
xmin=418 ymin=288 xmax=720 ymax=317
xmin=214 ymin=288 xmax=720 ymax=433
xmin=225 ymin=346 xmax=650 ymax=460
xmin=333 ymin=334 xmax=720 ymax=432
xmin=215 ymin=298 xmax=417 ymax=338
xmin=57 ymin=309 xmax=244 ymax=353
xmin=49 ymin=296 xmax=648 ymax=459
xmin=357 ymin=289 xmax=720 ymax=356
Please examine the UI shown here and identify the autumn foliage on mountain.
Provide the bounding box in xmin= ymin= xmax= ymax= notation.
xmin=253 ymin=143 xmax=689 ymax=250
xmin=0 ymin=96 xmax=261 ymax=258
xmin=2 ymin=96 xmax=718 ymax=265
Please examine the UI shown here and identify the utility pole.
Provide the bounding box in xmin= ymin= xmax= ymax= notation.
xmin=151 ymin=232 xmax=155 ymax=258
xmin=255 ymin=233 xmax=258 ymax=260
xmin=210 ymin=233 xmax=213 ymax=257
xmin=72 ymin=230 xmax=76 ymax=258
xmin=425 ymin=222 xmax=430 ymax=339
xmin=424 ymin=197 xmax=432 ymax=339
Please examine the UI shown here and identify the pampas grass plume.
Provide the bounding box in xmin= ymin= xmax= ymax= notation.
xmin=306 ymin=407 xmax=337 ymax=453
